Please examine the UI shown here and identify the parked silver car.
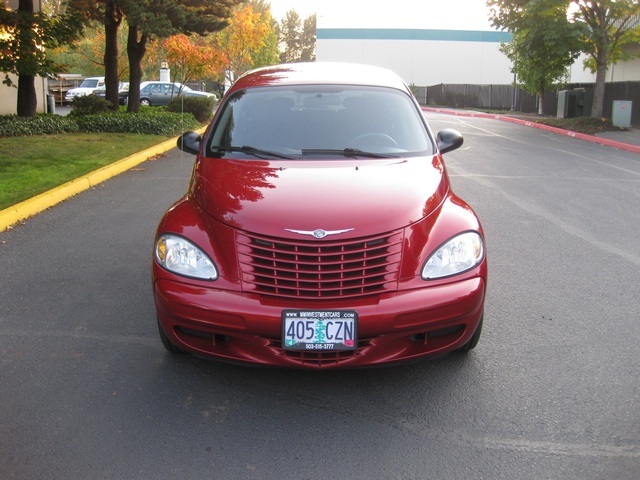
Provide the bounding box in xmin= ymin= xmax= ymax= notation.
xmin=134 ymin=81 xmax=215 ymax=106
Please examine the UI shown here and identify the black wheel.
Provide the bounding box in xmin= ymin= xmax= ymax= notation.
xmin=157 ymin=318 xmax=183 ymax=353
xmin=457 ymin=316 xmax=483 ymax=353
xmin=140 ymin=98 xmax=151 ymax=106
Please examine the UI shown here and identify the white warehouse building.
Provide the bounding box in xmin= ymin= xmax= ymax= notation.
xmin=315 ymin=0 xmax=516 ymax=86
xmin=315 ymin=0 xmax=638 ymax=87
xmin=316 ymin=27 xmax=513 ymax=86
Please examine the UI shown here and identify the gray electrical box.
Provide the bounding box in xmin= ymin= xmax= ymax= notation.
xmin=557 ymin=90 xmax=574 ymax=118
xmin=612 ymin=101 xmax=632 ymax=128
xmin=557 ymin=89 xmax=593 ymax=118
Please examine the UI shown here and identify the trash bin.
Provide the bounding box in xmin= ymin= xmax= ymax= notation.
xmin=47 ymin=94 xmax=56 ymax=114
xmin=573 ymin=88 xmax=593 ymax=117
xmin=612 ymin=101 xmax=632 ymax=128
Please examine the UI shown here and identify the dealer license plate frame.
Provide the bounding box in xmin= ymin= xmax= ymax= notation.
xmin=282 ymin=310 xmax=357 ymax=351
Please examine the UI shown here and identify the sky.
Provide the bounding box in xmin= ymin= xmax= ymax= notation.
xmin=268 ymin=0 xmax=316 ymax=21
xmin=268 ymin=0 xmax=496 ymax=31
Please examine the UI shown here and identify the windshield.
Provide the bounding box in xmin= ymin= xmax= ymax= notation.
xmin=207 ymin=85 xmax=434 ymax=159
xmin=79 ymin=79 xmax=100 ymax=88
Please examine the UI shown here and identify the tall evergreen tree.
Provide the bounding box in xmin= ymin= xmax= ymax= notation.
xmin=66 ymin=0 xmax=123 ymax=110
xmin=278 ymin=10 xmax=316 ymax=63
xmin=123 ymin=0 xmax=241 ymax=113
xmin=103 ymin=1 xmax=124 ymax=110
xmin=299 ymin=14 xmax=316 ymax=62
xmin=278 ymin=10 xmax=301 ymax=63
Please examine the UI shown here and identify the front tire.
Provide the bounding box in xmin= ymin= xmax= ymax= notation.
xmin=140 ymin=98 xmax=151 ymax=106
xmin=457 ymin=316 xmax=483 ymax=353
xmin=157 ymin=318 xmax=183 ymax=353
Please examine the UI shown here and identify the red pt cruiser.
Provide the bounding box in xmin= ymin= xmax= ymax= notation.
xmin=153 ymin=62 xmax=487 ymax=369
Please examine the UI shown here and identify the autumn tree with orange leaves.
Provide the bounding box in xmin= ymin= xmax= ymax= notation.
xmin=213 ymin=4 xmax=276 ymax=85
xmin=163 ymin=34 xmax=227 ymax=89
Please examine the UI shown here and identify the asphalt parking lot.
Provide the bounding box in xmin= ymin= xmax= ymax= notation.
xmin=1 ymin=112 xmax=638 ymax=479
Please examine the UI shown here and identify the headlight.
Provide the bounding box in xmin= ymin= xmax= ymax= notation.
xmin=155 ymin=234 xmax=218 ymax=280
xmin=422 ymin=232 xmax=484 ymax=279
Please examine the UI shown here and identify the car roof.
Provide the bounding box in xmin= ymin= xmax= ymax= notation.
xmin=230 ymin=62 xmax=411 ymax=94
xmin=140 ymin=81 xmax=183 ymax=87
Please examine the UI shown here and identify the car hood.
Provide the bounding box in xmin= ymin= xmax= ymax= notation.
xmin=190 ymin=156 xmax=449 ymax=238
xmin=185 ymin=90 xmax=213 ymax=97
xmin=67 ymin=88 xmax=95 ymax=95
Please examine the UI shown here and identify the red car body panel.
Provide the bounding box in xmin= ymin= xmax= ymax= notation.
xmin=153 ymin=63 xmax=487 ymax=368
xmin=153 ymin=276 xmax=485 ymax=368
xmin=190 ymin=156 xmax=449 ymax=238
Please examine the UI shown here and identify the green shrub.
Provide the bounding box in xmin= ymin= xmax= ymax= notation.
xmin=70 ymin=95 xmax=114 ymax=116
xmin=122 ymin=104 xmax=165 ymax=115
xmin=166 ymin=95 xmax=216 ymax=123
xmin=74 ymin=111 xmax=201 ymax=136
xmin=0 ymin=114 xmax=79 ymax=137
xmin=0 ymin=108 xmax=201 ymax=137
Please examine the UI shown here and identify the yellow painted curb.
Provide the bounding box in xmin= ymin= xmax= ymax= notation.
xmin=0 ymin=127 xmax=205 ymax=233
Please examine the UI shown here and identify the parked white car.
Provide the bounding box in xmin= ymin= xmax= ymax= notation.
xmin=65 ymin=77 xmax=105 ymax=103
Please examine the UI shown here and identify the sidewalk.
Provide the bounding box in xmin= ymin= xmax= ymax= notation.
xmin=593 ymin=128 xmax=640 ymax=148
xmin=1 ymin=112 xmax=638 ymax=233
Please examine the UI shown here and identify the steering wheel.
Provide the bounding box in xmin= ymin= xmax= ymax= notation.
xmin=350 ymin=133 xmax=398 ymax=148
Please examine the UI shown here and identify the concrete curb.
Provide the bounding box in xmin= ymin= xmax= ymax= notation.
xmin=422 ymin=107 xmax=640 ymax=155
xmin=0 ymin=136 xmax=180 ymax=232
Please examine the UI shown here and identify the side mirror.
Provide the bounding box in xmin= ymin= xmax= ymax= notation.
xmin=177 ymin=131 xmax=201 ymax=155
xmin=436 ymin=129 xmax=464 ymax=154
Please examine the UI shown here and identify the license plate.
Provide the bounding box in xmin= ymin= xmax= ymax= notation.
xmin=282 ymin=310 xmax=357 ymax=351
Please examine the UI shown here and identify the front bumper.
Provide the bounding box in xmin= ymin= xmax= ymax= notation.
xmin=154 ymin=275 xmax=486 ymax=369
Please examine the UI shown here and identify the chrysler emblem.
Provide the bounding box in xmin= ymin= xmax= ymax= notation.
xmin=285 ymin=228 xmax=354 ymax=239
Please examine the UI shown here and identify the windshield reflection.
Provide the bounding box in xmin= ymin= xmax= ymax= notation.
xmin=191 ymin=159 xmax=279 ymax=228
xmin=207 ymin=85 xmax=434 ymax=158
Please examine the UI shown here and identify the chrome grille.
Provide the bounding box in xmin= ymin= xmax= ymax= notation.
xmin=237 ymin=230 xmax=403 ymax=299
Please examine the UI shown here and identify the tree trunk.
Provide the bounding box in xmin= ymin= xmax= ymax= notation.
xmin=16 ymin=0 xmax=37 ymax=117
xmin=591 ymin=60 xmax=607 ymax=119
xmin=17 ymin=75 xmax=37 ymax=117
xmin=126 ymin=24 xmax=147 ymax=114
xmin=538 ymin=92 xmax=545 ymax=115
xmin=104 ymin=1 xmax=122 ymax=111
xmin=19 ymin=0 xmax=34 ymax=11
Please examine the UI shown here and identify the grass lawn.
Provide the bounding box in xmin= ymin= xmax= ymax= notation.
xmin=0 ymin=132 xmax=169 ymax=210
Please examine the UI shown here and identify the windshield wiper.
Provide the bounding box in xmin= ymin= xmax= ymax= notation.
xmin=212 ymin=145 xmax=295 ymax=159
xmin=301 ymin=148 xmax=400 ymax=159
